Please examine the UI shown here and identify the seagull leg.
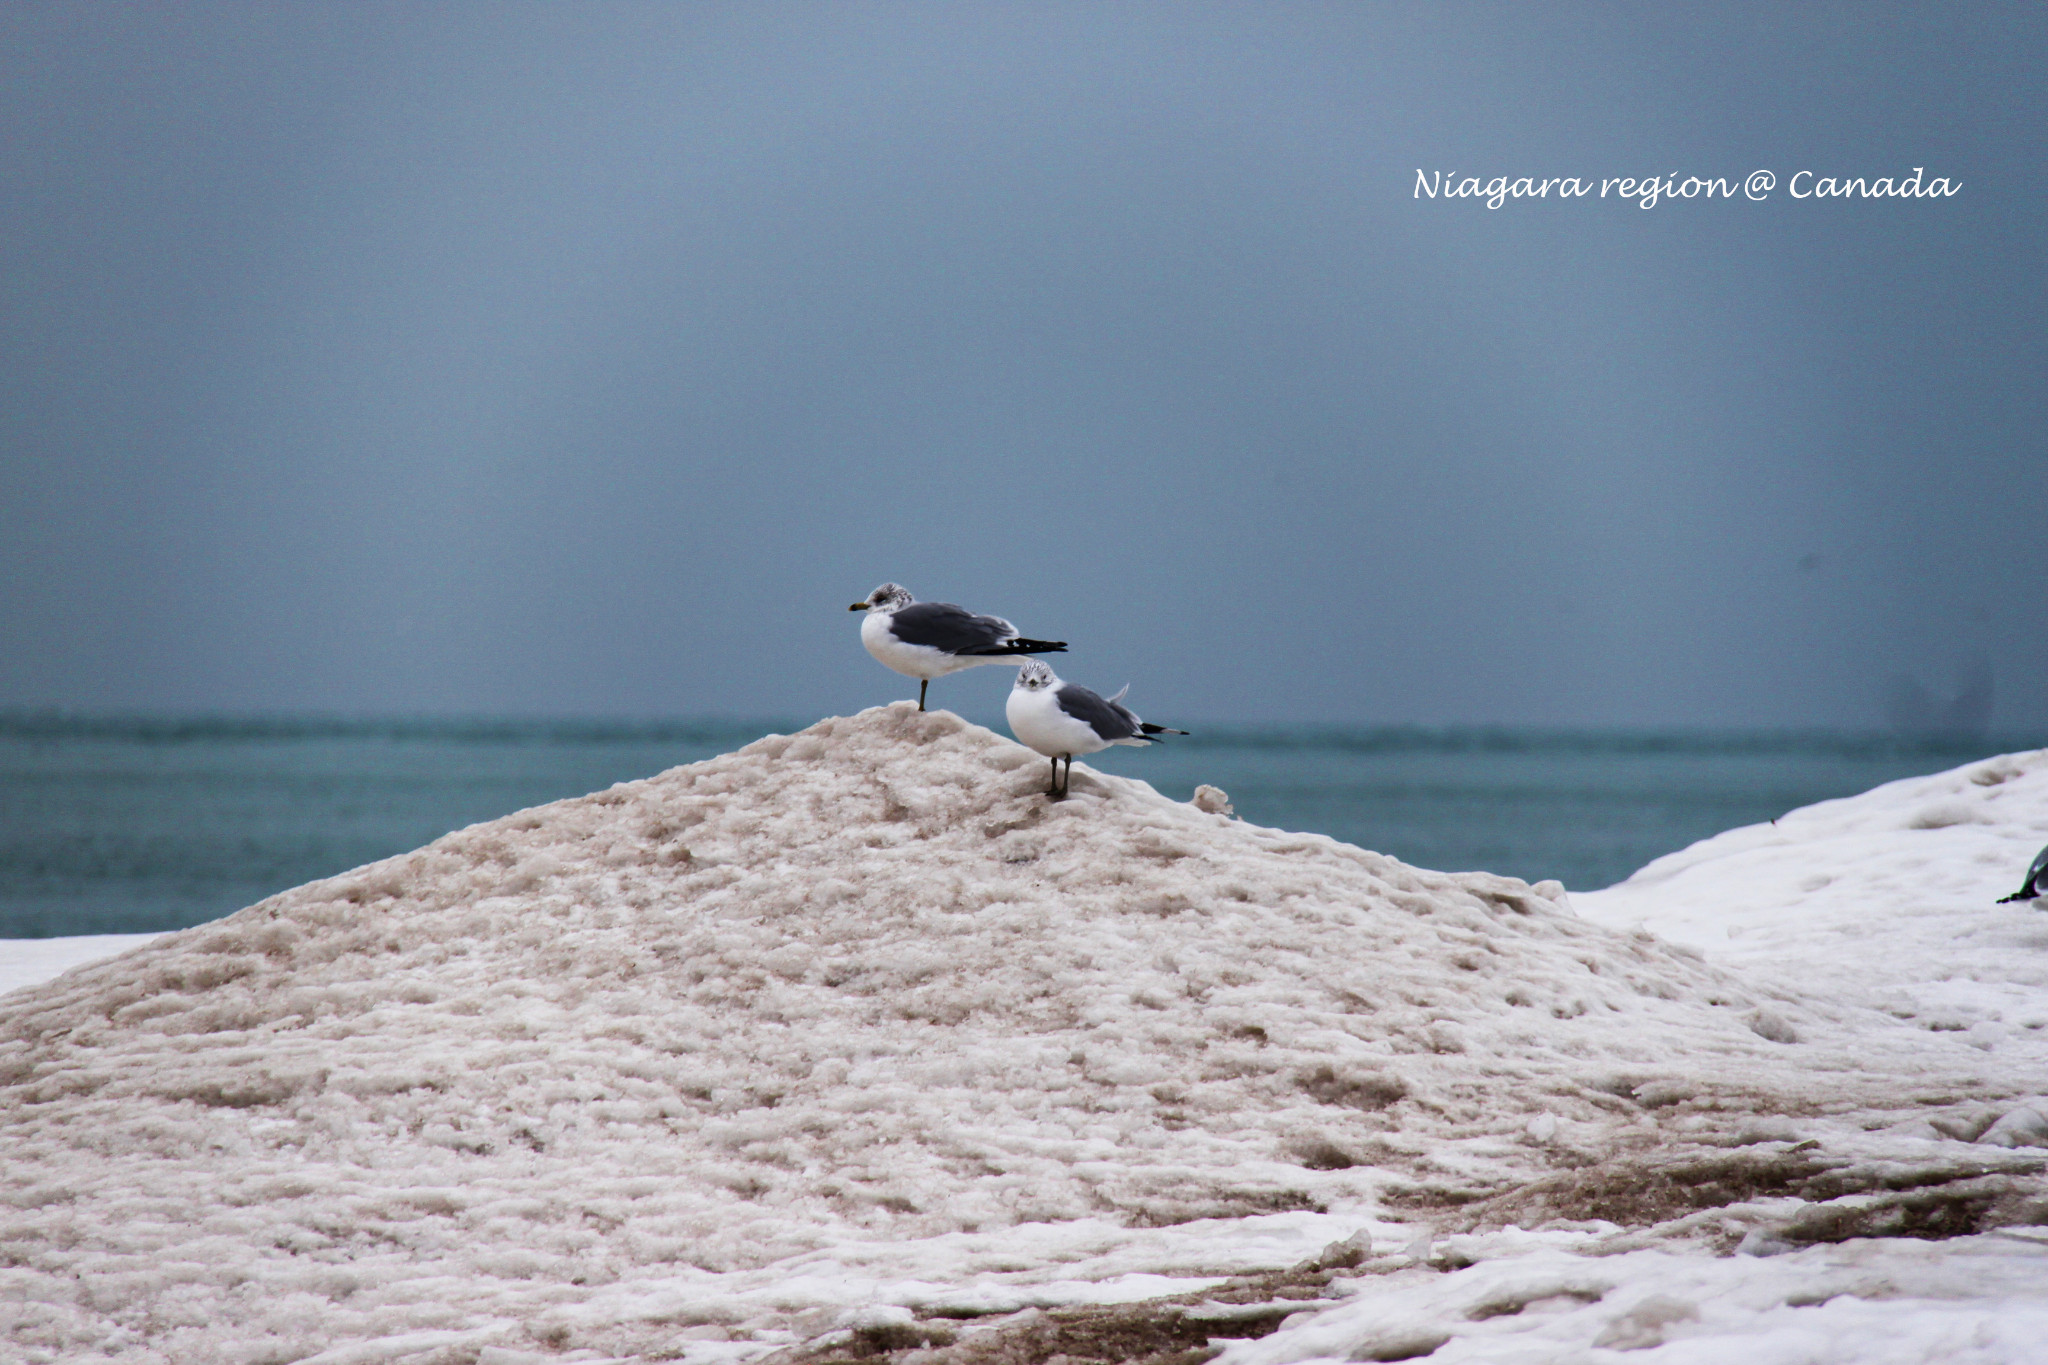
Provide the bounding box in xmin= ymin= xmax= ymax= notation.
xmin=1047 ymin=757 xmax=1061 ymax=799
xmin=918 ymin=679 xmax=928 ymax=712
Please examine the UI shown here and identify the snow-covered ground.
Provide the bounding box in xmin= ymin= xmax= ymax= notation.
xmin=1575 ymin=750 xmax=2048 ymax=1067
xmin=0 ymin=932 xmax=163 ymax=998
xmin=2 ymin=709 xmax=2043 ymax=1364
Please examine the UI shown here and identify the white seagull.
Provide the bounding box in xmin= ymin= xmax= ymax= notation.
xmin=1006 ymin=659 xmax=1187 ymax=799
xmin=849 ymin=583 xmax=1067 ymax=711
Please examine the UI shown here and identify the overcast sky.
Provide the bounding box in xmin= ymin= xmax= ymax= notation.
xmin=2 ymin=3 xmax=2042 ymax=728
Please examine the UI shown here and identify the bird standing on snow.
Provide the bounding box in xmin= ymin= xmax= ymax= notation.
xmin=1006 ymin=659 xmax=1187 ymax=799
xmin=849 ymin=583 xmax=1067 ymax=711
xmin=1998 ymin=844 xmax=2048 ymax=904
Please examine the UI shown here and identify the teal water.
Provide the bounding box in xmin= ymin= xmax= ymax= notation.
xmin=0 ymin=712 xmax=2035 ymax=938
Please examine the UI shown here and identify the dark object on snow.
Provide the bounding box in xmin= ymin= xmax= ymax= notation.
xmin=1997 ymin=844 xmax=2048 ymax=904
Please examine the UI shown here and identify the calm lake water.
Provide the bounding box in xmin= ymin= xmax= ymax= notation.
xmin=0 ymin=712 xmax=2035 ymax=938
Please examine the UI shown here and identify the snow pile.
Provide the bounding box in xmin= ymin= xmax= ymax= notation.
xmin=1209 ymin=746 xmax=2048 ymax=1365
xmin=1578 ymin=747 xmax=2048 ymax=1062
xmin=2 ymin=708 xmax=2044 ymax=1363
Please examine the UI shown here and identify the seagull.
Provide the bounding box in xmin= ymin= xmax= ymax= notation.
xmin=1006 ymin=659 xmax=1187 ymax=799
xmin=1997 ymin=843 xmax=2048 ymax=904
xmin=849 ymin=583 xmax=1067 ymax=711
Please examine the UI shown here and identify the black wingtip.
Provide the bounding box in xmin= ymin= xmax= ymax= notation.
xmin=1998 ymin=891 xmax=2038 ymax=904
xmin=996 ymin=638 xmax=1067 ymax=654
xmin=1138 ymin=723 xmax=1190 ymax=736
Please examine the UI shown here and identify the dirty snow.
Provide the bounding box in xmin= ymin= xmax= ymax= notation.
xmin=1217 ymin=1224 xmax=2048 ymax=1365
xmin=2 ymin=709 xmax=2044 ymax=1363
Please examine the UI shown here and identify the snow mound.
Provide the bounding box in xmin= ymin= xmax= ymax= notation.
xmin=1578 ymin=746 xmax=2048 ymax=1059
xmin=0 ymin=708 xmax=2035 ymax=1362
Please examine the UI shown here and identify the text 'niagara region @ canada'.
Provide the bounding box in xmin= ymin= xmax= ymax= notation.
xmin=1415 ymin=168 xmax=1959 ymax=209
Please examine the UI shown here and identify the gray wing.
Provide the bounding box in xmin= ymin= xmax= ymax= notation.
xmin=888 ymin=601 xmax=1017 ymax=655
xmin=1055 ymin=683 xmax=1144 ymax=742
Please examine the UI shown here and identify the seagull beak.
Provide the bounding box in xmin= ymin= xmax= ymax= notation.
xmin=848 ymin=601 xmax=869 ymax=611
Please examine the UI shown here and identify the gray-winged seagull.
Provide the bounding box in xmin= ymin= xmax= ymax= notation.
xmin=850 ymin=583 xmax=1067 ymax=711
xmin=1006 ymin=659 xmax=1187 ymax=799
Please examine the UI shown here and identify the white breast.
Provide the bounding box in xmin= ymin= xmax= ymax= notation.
xmin=861 ymin=610 xmax=981 ymax=680
xmin=1006 ymin=686 xmax=1111 ymax=759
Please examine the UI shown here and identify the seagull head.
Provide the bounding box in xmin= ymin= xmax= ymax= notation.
xmin=849 ymin=583 xmax=913 ymax=613
xmin=1014 ymin=660 xmax=1058 ymax=692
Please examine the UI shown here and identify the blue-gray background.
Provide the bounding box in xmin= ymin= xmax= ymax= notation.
xmin=4 ymin=5 xmax=2047 ymax=937
xmin=4 ymin=3 xmax=2042 ymax=729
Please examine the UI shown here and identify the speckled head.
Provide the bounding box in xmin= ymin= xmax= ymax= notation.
xmin=849 ymin=583 xmax=913 ymax=612
xmin=1014 ymin=659 xmax=1057 ymax=691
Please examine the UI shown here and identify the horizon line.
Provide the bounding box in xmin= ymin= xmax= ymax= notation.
xmin=1 ymin=706 xmax=2038 ymax=757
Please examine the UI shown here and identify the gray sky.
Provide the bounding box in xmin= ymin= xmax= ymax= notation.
xmin=2 ymin=2 xmax=2042 ymax=727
